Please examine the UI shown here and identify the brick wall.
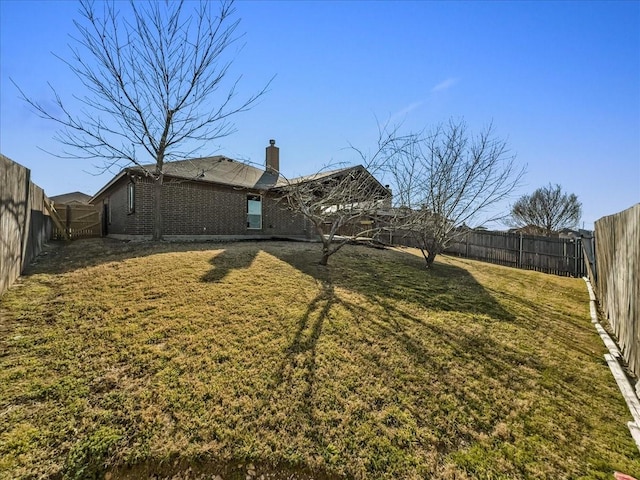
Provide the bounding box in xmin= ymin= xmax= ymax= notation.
xmin=98 ymin=175 xmax=310 ymax=237
xmin=109 ymin=177 xmax=130 ymax=233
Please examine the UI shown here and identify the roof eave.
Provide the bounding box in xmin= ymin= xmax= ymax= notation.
xmin=89 ymin=169 xmax=129 ymax=203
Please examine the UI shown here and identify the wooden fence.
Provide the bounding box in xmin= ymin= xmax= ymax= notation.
xmin=387 ymin=228 xmax=587 ymax=277
xmin=446 ymin=230 xmax=586 ymax=277
xmin=52 ymin=204 xmax=101 ymax=240
xmin=0 ymin=155 xmax=52 ymax=296
xmin=591 ymin=204 xmax=640 ymax=380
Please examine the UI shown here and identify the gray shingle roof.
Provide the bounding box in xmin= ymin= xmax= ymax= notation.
xmin=131 ymin=156 xmax=285 ymax=190
xmin=130 ymin=157 xmax=358 ymax=190
xmin=91 ymin=156 xmax=369 ymax=203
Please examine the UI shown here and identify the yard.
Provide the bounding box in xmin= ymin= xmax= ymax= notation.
xmin=0 ymin=239 xmax=638 ymax=479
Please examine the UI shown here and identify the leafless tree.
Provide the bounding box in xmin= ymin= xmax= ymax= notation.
xmin=386 ymin=119 xmax=525 ymax=268
xmin=13 ymin=0 xmax=269 ymax=240
xmin=509 ymin=183 xmax=582 ymax=235
xmin=275 ymin=126 xmax=414 ymax=266
xmin=277 ymin=165 xmax=392 ymax=266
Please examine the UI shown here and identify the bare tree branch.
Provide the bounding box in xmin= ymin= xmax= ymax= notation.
xmin=509 ymin=183 xmax=582 ymax=235
xmin=12 ymin=0 xmax=271 ymax=240
xmin=276 ymin=164 xmax=392 ymax=266
xmin=384 ymin=118 xmax=525 ymax=267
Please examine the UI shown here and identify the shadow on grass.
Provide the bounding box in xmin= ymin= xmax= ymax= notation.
xmin=268 ymin=282 xmax=335 ymax=443
xmin=26 ymin=239 xmax=522 ymax=397
xmin=20 ymin=238 xmax=525 ymax=404
xmin=19 ymin=238 xmax=227 ymax=276
xmin=260 ymin=243 xmax=515 ymax=321
xmin=14 ymin=238 xmax=558 ymax=477
xmin=202 ymin=243 xmax=532 ymax=438
xmin=200 ymin=247 xmax=259 ymax=283
xmin=21 ymin=238 xmax=508 ymax=326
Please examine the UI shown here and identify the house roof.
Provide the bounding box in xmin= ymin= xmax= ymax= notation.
xmin=130 ymin=156 xmax=286 ymax=190
xmin=90 ymin=156 xmax=384 ymax=202
xmin=281 ymin=166 xmax=359 ymax=185
xmin=147 ymin=158 xmax=375 ymax=190
xmin=49 ymin=191 xmax=92 ymax=205
xmin=90 ymin=156 xmax=286 ymax=202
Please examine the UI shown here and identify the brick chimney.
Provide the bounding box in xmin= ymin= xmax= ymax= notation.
xmin=266 ymin=139 xmax=279 ymax=173
xmin=384 ymin=184 xmax=392 ymax=208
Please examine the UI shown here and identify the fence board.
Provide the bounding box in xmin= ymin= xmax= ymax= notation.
xmin=378 ymin=227 xmax=586 ymax=277
xmin=592 ymin=204 xmax=640 ymax=379
xmin=444 ymin=230 xmax=585 ymax=277
xmin=52 ymin=204 xmax=101 ymax=239
xmin=0 ymin=155 xmax=52 ymax=296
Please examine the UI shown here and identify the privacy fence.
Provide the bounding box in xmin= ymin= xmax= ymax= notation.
xmin=0 ymin=155 xmax=52 ymax=296
xmin=387 ymin=228 xmax=587 ymax=277
xmin=589 ymin=204 xmax=640 ymax=380
xmin=445 ymin=230 xmax=587 ymax=277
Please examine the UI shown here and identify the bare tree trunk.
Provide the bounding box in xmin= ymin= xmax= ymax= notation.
xmin=319 ymin=239 xmax=331 ymax=266
xmin=14 ymin=0 xmax=270 ymax=240
xmin=418 ymin=243 xmax=438 ymax=268
xmin=152 ymin=173 xmax=163 ymax=241
xmin=425 ymin=250 xmax=438 ymax=268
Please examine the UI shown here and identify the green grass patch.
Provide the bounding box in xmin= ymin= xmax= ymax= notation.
xmin=0 ymin=239 xmax=637 ymax=479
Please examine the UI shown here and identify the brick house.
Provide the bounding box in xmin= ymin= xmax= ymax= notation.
xmin=90 ymin=141 xmax=389 ymax=240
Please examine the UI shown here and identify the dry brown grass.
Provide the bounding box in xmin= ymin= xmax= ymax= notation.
xmin=0 ymin=238 xmax=638 ymax=479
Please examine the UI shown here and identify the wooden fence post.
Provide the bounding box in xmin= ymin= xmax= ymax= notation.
xmin=518 ymin=233 xmax=523 ymax=268
xmin=574 ymin=238 xmax=579 ymax=277
xmin=66 ymin=205 xmax=72 ymax=238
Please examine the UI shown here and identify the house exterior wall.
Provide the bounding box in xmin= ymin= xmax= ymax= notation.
xmin=94 ymin=175 xmax=310 ymax=238
xmin=92 ymin=175 xmax=134 ymax=235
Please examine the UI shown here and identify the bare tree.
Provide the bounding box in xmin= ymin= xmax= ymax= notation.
xmin=276 ymin=126 xmax=415 ymax=266
xmin=386 ymin=119 xmax=524 ymax=268
xmin=509 ymin=184 xmax=582 ymax=235
xmin=278 ymin=165 xmax=392 ymax=266
xmin=13 ymin=0 xmax=269 ymax=240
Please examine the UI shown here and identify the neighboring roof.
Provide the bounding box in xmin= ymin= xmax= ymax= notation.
xmin=276 ymin=165 xmax=390 ymax=195
xmin=282 ymin=166 xmax=361 ymax=185
xmin=49 ymin=191 xmax=92 ymax=205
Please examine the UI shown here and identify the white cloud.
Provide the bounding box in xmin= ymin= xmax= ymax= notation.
xmin=391 ymin=101 xmax=423 ymax=120
xmin=431 ymin=77 xmax=459 ymax=93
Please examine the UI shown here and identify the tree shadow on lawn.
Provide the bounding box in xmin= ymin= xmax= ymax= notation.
xmin=19 ymin=237 xmax=516 ymax=327
xmin=199 ymin=245 xmax=260 ymax=283
xmin=10 ymin=239 xmax=627 ymax=478
xmin=260 ymin=243 xmax=515 ymax=322
xmin=198 ymin=243 xmax=552 ymax=451
xmin=19 ymin=237 xmax=228 ymax=276
xmin=245 ymin=245 xmax=586 ymax=478
xmin=17 ymin=238 xmax=542 ymax=415
xmin=263 ymin=281 xmax=335 ymax=446
xmin=194 ymin=241 xmax=528 ymax=392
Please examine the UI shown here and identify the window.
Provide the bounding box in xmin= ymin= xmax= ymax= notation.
xmin=127 ymin=182 xmax=135 ymax=214
xmin=247 ymin=194 xmax=262 ymax=229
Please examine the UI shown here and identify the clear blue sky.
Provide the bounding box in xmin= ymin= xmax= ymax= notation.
xmin=1 ymin=0 xmax=638 ymax=229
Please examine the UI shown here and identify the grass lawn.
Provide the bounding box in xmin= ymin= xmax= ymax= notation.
xmin=0 ymin=239 xmax=638 ymax=479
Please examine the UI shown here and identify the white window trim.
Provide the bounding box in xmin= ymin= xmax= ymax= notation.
xmin=127 ymin=182 xmax=135 ymax=214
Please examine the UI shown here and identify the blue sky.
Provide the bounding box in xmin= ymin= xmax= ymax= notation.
xmin=1 ymin=0 xmax=638 ymax=229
